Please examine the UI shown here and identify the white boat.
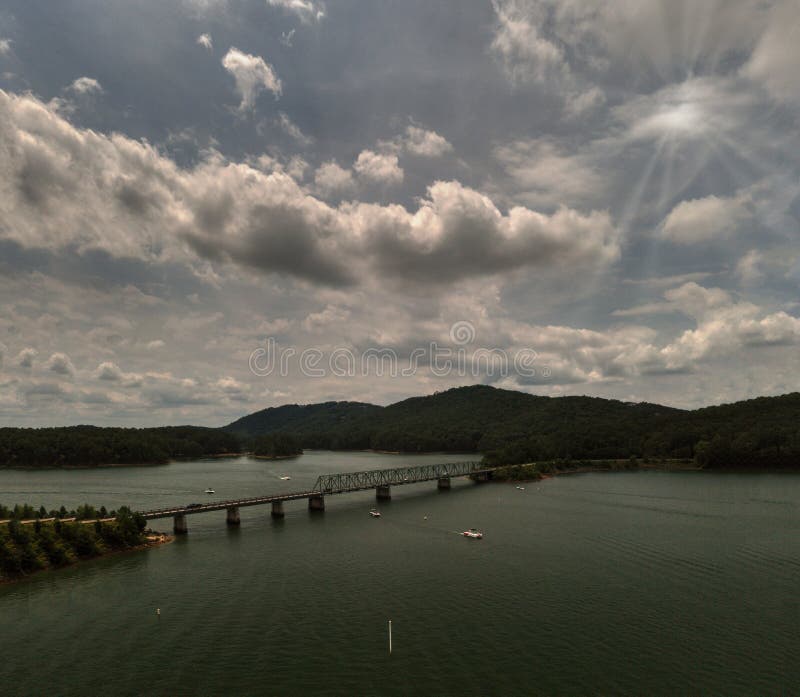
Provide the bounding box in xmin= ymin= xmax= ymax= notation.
xmin=204 ymin=488 xmax=215 ymax=494
xmin=279 ymin=476 xmax=291 ymax=480
xmin=370 ymin=509 xmax=381 ymax=517
xmin=516 ymin=486 xmax=525 ymax=490
xmin=462 ymin=528 xmax=483 ymax=539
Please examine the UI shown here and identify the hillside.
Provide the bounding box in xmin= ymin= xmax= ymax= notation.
xmin=225 ymin=385 xmax=800 ymax=468
xmin=225 ymin=385 xmax=685 ymax=457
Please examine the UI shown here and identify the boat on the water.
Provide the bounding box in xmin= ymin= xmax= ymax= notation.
xmin=204 ymin=488 xmax=215 ymax=494
xmin=279 ymin=476 xmax=291 ymax=481
xmin=462 ymin=528 xmax=483 ymax=539
xmin=370 ymin=509 xmax=381 ymax=517
xmin=516 ymin=486 xmax=525 ymax=490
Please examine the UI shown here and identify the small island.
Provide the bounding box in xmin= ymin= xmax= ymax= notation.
xmin=0 ymin=504 xmax=169 ymax=584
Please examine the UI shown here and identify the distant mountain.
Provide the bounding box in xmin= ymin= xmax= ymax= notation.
xmin=225 ymin=385 xmax=800 ymax=468
xmin=224 ymin=385 xmax=684 ymax=455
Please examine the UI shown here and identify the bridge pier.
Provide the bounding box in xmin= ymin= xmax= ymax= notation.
xmin=308 ymin=495 xmax=325 ymax=512
xmin=376 ymin=485 xmax=391 ymax=501
xmin=271 ymin=500 xmax=285 ymax=518
xmin=173 ymin=513 xmax=188 ymax=535
xmin=437 ymin=476 xmax=451 ymax=491
xmin=226 ymin=506 xmax=241 ymax=526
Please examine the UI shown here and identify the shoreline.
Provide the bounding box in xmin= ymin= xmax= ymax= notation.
xmin=0 ymin=531 xmax=173 ymax=587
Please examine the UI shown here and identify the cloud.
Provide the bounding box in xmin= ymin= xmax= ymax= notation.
xmin=93 ymin=361 xmax=143 ymax=387
xmin=68 ymin=77 xmax=103 ymax=95
xmin=0 ymin=89 xmax=622 ymax=290
xmin=196 ymin=33 xmax=213 ymax=51
xmin=0 ymin=39 xmax=11 ymax=56
xmin=742 ymin=1 xmax=800 ymax=106
xmin=493 ymin=138 xmax=604 ymax=208
xmin=735 ymin=250 xmax=764 ymax=286
xmin=353 ymin=149 xmax=403 ymax=185
xmin=314 ymin=161 xmax=354 ymax=196
xmin=146 ymin=339 xmax=165 ymax=350
xmin=348 ymin=180 xmax=621 ymax=283
xmin=16 ymin=348 xmax=38 ymax=368
xmin=266 ymin=0 xmax=325 ymax=23
xmin=660 ymin=193 xmax=753 ymax=245
xmin=402 ymin=126 xmax=452 ymax=157
xmin=45 ymin=352 xmax=76 ymax=377
xmin=277 ymin=112 xmax=312 ymax=145
xmin=221 ymin=48 xmax=282 ymax=110
xmin=490 ymin=0 xmax=570 ymax=86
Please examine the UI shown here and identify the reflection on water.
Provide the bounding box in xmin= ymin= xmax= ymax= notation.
xmin=2 ymin=456 xmax=800 ymax=696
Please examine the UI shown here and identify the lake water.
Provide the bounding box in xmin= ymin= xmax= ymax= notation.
xmin=2 ymin=452 xmax=799 ymax=696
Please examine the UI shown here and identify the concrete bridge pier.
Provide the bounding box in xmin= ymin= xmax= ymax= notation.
xmin=376 ymin=485 xmax=391 ymax=501
xmin=308 ymin=495 xmax=325 ymax=512
xmin=226 ymin=506 xmax=241 ymax=526
xmin=271 ymin=500 xmax=285 ymax=518
xmin=174 ymin=513 xmax=188 ymax=535
xmin=437 ymin=477 xmax=451 ymax=491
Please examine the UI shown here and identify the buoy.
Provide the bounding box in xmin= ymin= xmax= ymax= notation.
xmin=423 ymin=515 xmax=428 ymax=521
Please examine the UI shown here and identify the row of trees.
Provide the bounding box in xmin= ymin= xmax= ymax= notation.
xmin=0 ymin=507 xmax=147 ymax=580
xmin=0 ymin=426 xmax=241 ymax=468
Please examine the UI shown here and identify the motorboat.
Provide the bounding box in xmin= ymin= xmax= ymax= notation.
xmin=462 ymin=528 xmax=483 ymax=539
xmin=516 ymin=486 xmax=525 ymax=490
xmin=204 ymin=488 xmax=215 ymax=494
xmin=279 ymin=476 xmax=291 ymax=481
xmin=370 ymin=509 xmax=381 ymax=517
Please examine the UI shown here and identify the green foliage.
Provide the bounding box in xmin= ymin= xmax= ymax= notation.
xmin=227 ymin=385 xmax=800 ymax=469
xmin=252 ymin=433 xmax=302 ymax=458
xmin=0 ymin=425 xmax=242 ymax=468
xmin=0 ymin=502 xmax=148 ymax=581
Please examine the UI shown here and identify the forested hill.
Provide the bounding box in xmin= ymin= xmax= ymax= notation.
xmin=5 ymin=387 xmax=800 ymax=469
xmin=225 ymin=385 xmax=800 ymax=468
xmin=225 ymin=385 xmax=683 ymax=455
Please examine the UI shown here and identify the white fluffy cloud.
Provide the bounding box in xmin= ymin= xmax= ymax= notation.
xmin=660 ymin=193 xmax=753 ymax=245
xmin=0 ymin=39 xmax=12 ymax=56
xmin=402 ymin=126 xmax=453 ymax=157
xmin=45 ymin=352 xmax=76 ymax=377
xmin=314 ymin=160 xmax=355 ymax=196
xmin=221 ymin=48 xmax=282 ymax=110
xmin=68 ymin=77 xmax=103 ymax=94
xmin=16 ymin=348 xmax=38 ymax=368
xmin=353 ymin=149 xmax=403 ymax=185
xmin=743 ymin=1 xmax=800 ymax=106
xmin=196 ymin=33 xmax=213 ymax=50
xmin=267 ymin=0 xmax=325 ymax=22
xmin=0 ymin=89 xmax=622 ymax=289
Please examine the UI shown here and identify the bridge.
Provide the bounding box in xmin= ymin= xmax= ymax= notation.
xmin=139 ymin=461 xmax=494 ymax=534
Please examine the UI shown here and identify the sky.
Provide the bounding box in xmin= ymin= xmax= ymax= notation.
xmin=0 ymin=0 xmax=799 ymax=426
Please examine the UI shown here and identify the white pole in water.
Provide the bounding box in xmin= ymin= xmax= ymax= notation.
xmin=389 ymin=619 xmax=392 ymax=654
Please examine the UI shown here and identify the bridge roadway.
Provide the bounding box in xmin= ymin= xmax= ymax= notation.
xmin=138 ymin=461 xmax=493 ymax=534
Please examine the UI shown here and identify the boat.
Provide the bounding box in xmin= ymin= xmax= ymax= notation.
xmin=204 ymin=488 xmax=215 ymax=494
xmin=516 ymin=486 xmax=525 ymax=491
xmin=462 ymin=528 xmax=483 ymax=539
xmin=370 ymin=509 xmax=381 ymax=517
xmin=279 ymin=476 xmax=291 ymax=481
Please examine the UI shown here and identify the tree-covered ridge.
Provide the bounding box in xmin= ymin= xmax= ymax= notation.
xmin=0 ymin=506 xmax=149 ymax=581
xmin=0 ymin=425 xmax=241 ymax=468
xmin=226 ymin=385 xmax=800 ymax=469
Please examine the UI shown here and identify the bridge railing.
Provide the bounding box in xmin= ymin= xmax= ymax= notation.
xmin=312 ymin=461 xmax=483 ymax=493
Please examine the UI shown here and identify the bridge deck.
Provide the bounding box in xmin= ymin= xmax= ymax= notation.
xmin=140 ymin=461 xmax=487 ymax=520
